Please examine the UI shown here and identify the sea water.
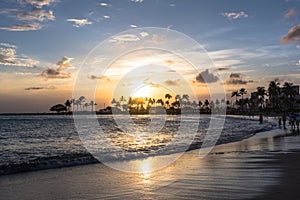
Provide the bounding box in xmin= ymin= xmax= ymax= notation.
xmin=0 ymin=115 xmax=271 ymax=175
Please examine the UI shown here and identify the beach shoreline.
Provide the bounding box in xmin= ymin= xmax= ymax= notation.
xmin=0 ymin=115 xmax=275 ymax=176
xmin=1 ymin=125 xmax=300 ymax=199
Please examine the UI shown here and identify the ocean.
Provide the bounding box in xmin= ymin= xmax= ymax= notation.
xmin=0 ymin=115 xmax=273 ymax=175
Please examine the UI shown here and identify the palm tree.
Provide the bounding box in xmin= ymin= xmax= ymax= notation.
xmin=64 ymin=100 xmax=72 ymax=112
xmin=268 ymin=80 xmax=280 ymax=112
xmin=204 ymin=99 xmax=210 ymax=112
xmin=165 ymin=100 xmax=170 ymax=109
xmin=282 ymin=82 xmax=297 ymax=111
xmin=182 ymin=94 xmax=190 ymax=102
xmin=111 ymin=98 xmax=117 ymax=106
xmin=175 ymin=94 xmax=181 ymax=102
xmin=221 ymin=98 xmax=225 ymax=108
xmin=165 ymin=93 xmax=172 ymax=100
xmin=84 ymin=102 xmax=89 ymax=111
xmin=164 ymin=93 xmax=172 ymax=109
xmin=198 ymin=100 xmax=203 ymax=109
xmin=215 ymin=99 xmax=220 ymax=110
xmin=257 ymin=87 xmax=267 ymax=111
xmin=239 ymin=88 xmax=247 ymax=113
xmin=73 ymin=99 xmax=80 ymax=112
xmin=79 ymin=96 xmax=86 ymax=111
xmin=89 ymin=100 xmax=96 ymax=112
xmin=156 ymin=99 xmax=164 ymax=106
xmin=182 ymin=94 xmax=190 ymax=108
xmin=231 ymin=90 xmax=240 ymax=107
xmin=172 ymin=101 xmax=180 ymax=109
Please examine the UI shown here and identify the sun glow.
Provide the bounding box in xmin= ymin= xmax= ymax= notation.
xmin=131 ymin=85 xmax=154 ymax=98
xmin=131 ymin=85 xmax=176 ymax=99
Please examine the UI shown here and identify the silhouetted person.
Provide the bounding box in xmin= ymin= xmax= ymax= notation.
xmin=296 ymin=112 xmax=300 ymax=132
xmin=278 ymin=117 xmax=282 ymax=128
xmin=290 ymin=112 xmax=296 ymax=131
xmin=282 ymin=113 xmax=287 ymax=130
xmin=259 ymin=114 xmax=263 ymax=124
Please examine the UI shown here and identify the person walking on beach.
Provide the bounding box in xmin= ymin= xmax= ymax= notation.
xmin=289 ymin=113 xmax=296 ymax=131
xmin=259 ymin=114 xmax=263 ymax=124
xmin=282 ymin=113 xmax=287 ymax=130
xmin=278 ymin=116 xmax=282 ymax=128
xmin=296 ymin=112 xmax=300 ymax=132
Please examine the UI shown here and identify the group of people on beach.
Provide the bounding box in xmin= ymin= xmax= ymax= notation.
xmin=278 ymin=112 xmax=300 ymax=131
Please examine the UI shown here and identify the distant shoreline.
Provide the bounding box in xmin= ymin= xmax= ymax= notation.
xmin=0 ymin=111 xmax=208 ymax=116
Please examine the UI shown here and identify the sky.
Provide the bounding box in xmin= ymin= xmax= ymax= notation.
xmin=0 ymin=0 xmax=300 ymax=113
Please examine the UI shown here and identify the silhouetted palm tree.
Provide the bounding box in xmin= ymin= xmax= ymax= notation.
xmin=257 ymin=87 xmax=267 ymax=111
xmin=64 ymin=100 xmax=72 ymax=112
xmin=198 ymin=100 xmax=203 ymax=109
xmin=156 ymin=99 xmax=164 ymax=106
xmin=79 ymin=96 xmax=86 ymax=111
xmin=165 ymin=93 xmax=172 ymax=109
xmin=268 ymin=80 xmax=280 ymax=112
xmin=204 ymin=99 xmax=210 ymax=111
xmin=282 ymin=82 xmax=297 ymax=111
xmin=239 ymin=88 xmax=247 ymax=112
xmin=89 ymin=100 xmax=96 ymax=112
xmin=231 ymin=90 xmax=240 ymax=107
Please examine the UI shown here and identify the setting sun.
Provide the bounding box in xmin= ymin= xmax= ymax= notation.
xmin=131 ymin=85 xmax=176 ymax=99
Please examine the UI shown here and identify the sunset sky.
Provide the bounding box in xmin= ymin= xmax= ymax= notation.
xmin=0 ymin=0 xmax=300 ymax=113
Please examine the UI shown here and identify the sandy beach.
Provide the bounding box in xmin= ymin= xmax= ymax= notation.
xmin=1 ymin=127 xmax=300 ymax=200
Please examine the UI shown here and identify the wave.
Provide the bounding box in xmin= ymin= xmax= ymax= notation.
xmin=0 ymin=119 xmax=276 ymax=176
xmin=0 ymin=153 xmax=99 ymax=175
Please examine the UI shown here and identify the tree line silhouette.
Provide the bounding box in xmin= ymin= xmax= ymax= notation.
xmin=49 ymin=80 xmax=300 ymax=115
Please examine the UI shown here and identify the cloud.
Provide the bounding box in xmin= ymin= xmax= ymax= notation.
xmin=112 ymin=34 xmax=140 ymax=42
xmin=144 ymin=80 xmax=160 ymax=88
xmin=140 ymin=31 xmax=149 ymax=38
xmin=281 ymin=24 xmax=300 ymax=44
xmin=0 ymin=22 xmax=42 ymax=31
xmin=167 ymin=69 xmax=176 ymax=73
xmin=164 ymin=79 xmax=180 ymax=86
xmin=222 ymin=11 xmax=248 ymax=20
xmin=100 ymin=2 xmax=109 ymax=7
xmin=130 ymin=24 xmax=138 ymax=28
xmin=40 ymin=57 xmax=73 ymax=79
xmin=195 ymin=69 xmax=219 ymax=83
xmin=226 ymin=73 xmax=252 ymax=85
xmin=148 ymin=82 xmax=160 ymax=88
xmin=0 ymin=43 xmax=39 ymax=67
xmin=18 ymin=0 xmax=57 ymax=8
xmin=165 ymin=60 xmax=175 ymax=65
xmin=67 ymin=18 xmax=92 ymax=28
xmin=229 ymin=73 xmax=242 ymax=78
xmin=24 ymin=85 xmax=56 ymax=90
xmin=216 ymin=67 xmax=230 ymax=71
xmin=17 ymin=7 xmax=55 ymax=21
xmin=89 ymin=75 xmax=110 ymax=81
xmin=0 ymin=0 xmax=56 ymax=32
xmin=297 ymin=45 xmax=300 ymax=49
xmin=0 ymin=43 xmax=16 ymax=48
xmin=1 ymin=7 xmax=55 ymax=22
xmin=284 ymin=8 xmax=296 ymax=19
xmin=226 ymin=78 xmax=248 ymax=85
xmin=15 ymin=72 xmax=37 ymax=75
xmin=131 ymin=0 xmax=144 ymax=3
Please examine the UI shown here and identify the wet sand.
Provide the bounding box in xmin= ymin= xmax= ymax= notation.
xmin=253 ymin=151 xmax=300 ymax=199
xmin=0 ymin=128 xmax=300 ymax=200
